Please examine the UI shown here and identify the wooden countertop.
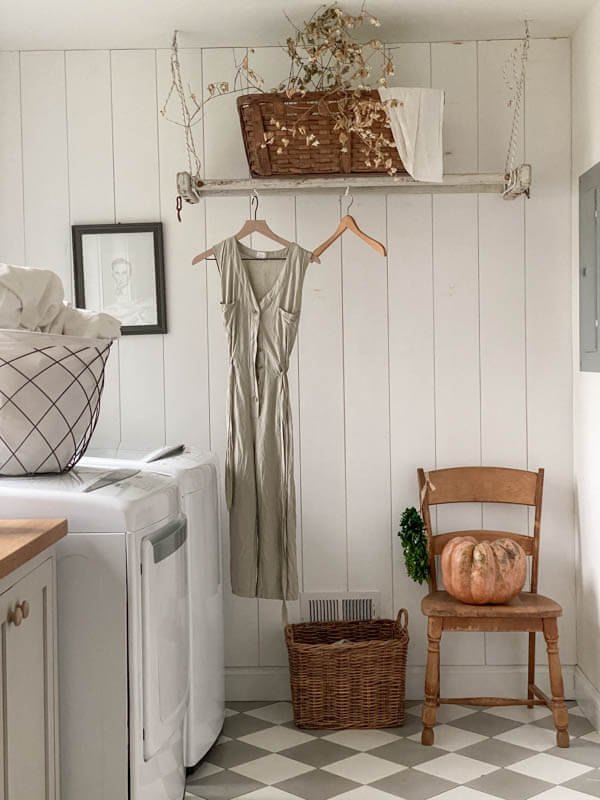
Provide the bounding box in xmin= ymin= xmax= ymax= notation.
xmin=0 ymin=519 xmax=67 ymax=580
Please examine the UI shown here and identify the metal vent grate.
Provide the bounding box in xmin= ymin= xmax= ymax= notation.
xmin=300 ymin=592 xmax=380 ymax=623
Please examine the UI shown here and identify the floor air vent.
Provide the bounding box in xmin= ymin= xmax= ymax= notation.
xmin=299 ymin=592 xmax=380 ymax=622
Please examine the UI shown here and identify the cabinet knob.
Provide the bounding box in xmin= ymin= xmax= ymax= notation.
xmin=8 ymin=604 xmax=23 ymax=627
xmin=21 ymin=600 xmax=30 ymax=619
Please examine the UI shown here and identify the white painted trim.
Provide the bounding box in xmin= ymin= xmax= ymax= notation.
xmin=226 ymin=664 xmax=576 ymax=702
xmin=575 ymin=666 xmax=600 ymax=730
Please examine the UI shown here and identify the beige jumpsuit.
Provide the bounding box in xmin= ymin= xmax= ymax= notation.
xmin=213 ymin=236 xmax=311 ymax=601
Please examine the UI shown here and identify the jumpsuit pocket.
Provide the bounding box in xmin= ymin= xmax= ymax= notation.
xmin=277 ymin=307 xmax=300 ymax=363
xmin=277 ymin=306 xmax=299 ymax=327
xmin=220 ymin=299 xmax=237 ymax=327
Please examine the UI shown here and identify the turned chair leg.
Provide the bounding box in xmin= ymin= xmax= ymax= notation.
xmin=422 ymin=617 xmax=442 ymax=745
xmin=542 ymin=618 xmax=569 ymax=748
xmin=527 ymin=632 xmax=535 ymax=709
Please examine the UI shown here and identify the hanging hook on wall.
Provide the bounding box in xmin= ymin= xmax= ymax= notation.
xmin=343 ymin=185 xmax=354 ymax=215
xmin=251 ymin=189 xmax=259 ymax=220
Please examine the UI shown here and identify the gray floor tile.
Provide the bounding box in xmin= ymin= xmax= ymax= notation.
xmin=222 ymin=714 xmax=275 ymax=739
xmin=533 ymin=712 xmax=595 ymax=737
xmin=186 ymin=769 xmax=263 ymax=799
xmin=547 ymin=739 xmax=600 ymax=768
xmin=385 ymin=715 xmax=424 ymax=738
xmin=371 ymin=767 xmax=456 ymax=799
xmin=563 ymin=768 xmax=600 ymax=797
xmin=457 ymin=738 xmax=536 ymax=768
xmin=369 ymin=739 xmax=447 ymax=767
xmin=278 ymin=739 xmax=357 ymax=768
xmin=467 ymin=767 xmax=554 ymax=799
xmin=449 ymin=711 xmax=522 ymax=738
xmin=275 ymin=768 xmax=359 ymax=800
xmin=227 ymin=701 xmax=276 ymax=712
xmin=281 ymin=721 xmax=331 ymax=737
xmin=204 ymin=740 xmax=270 ymax=768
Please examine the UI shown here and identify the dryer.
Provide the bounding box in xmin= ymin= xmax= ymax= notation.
xmin=0 ymin=467 xmax=189 ymax=800
xmin=82 ymin=446 xmax=225 ymax=766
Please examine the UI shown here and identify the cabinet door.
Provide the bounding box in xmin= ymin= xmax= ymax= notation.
xmin=0 ymin=558 xmax=56 ymax=800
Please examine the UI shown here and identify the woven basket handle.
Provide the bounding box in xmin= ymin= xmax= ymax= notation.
xmin=396 ymin=608 xmax=409 ymax=632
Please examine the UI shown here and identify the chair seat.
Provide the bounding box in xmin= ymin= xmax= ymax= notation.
xmin=422 ymin=591 xmax=562 ymax=618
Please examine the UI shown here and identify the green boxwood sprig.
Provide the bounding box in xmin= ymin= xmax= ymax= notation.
xmin=398 ymin=506 xmax=430 ymax=585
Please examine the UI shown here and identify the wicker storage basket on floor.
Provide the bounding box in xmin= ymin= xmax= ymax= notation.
xmin=285 ymin=609 xmax=409 ymax=730
xmin=237 ymin=90 xmax=406 ymax=177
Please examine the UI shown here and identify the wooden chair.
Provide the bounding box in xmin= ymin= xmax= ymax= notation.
xmin=418 ymin=466 xmax=569 ymax=748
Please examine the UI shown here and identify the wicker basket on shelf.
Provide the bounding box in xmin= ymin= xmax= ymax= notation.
xmin=237 ymin=90 xmax=406 ymax=178
xmin=285 ymin=609 xmax=409 ymax=730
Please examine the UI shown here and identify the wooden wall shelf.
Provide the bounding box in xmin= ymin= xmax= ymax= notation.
xmin=194 ymin=167 xmax=531 ymax=198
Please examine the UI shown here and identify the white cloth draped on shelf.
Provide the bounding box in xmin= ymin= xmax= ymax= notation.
xmin=0 ymin=264 xmax=120 ymax=339
xmin=379 ymin=87 xmax=445 ymax=183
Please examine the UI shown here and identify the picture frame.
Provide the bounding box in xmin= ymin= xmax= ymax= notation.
xmin=72 ymin=222 xmax=167 ymax=335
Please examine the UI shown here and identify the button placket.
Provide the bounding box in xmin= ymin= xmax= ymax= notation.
xmin=251 ymin=308 xmax=260 ymax=406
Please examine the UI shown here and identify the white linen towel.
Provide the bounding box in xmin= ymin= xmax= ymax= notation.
xmin=0 ymin=264 xmax=121 ymax=339
xmin=379 ymin=87 xmax=444 ymax=183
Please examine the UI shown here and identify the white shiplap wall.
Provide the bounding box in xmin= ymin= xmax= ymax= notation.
xmin=0 ymin=38 xmax=574 ymax=697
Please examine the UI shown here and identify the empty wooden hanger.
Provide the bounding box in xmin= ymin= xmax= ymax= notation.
xmin=312 ymin=188 xmax=386 ymax=260
xmin=192 ymin=191 xmax=320 ymax=264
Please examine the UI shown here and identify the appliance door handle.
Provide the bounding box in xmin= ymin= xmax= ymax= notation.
xmin=147 ymin=518 xmax=187 ymax=563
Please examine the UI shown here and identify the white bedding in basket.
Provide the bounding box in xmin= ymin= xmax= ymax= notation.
xmin=0 ymin=263 xmax=120 ymax=339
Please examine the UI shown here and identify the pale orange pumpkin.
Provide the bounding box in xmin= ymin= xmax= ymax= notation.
xmin=441 ymin=536 xmax=527 ymax=605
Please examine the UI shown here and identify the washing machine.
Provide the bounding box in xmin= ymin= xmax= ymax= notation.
xmin=82 ymin=445 xmax=225 ymax=766
xmin=0 ymin=466 xmax=189 ymax=800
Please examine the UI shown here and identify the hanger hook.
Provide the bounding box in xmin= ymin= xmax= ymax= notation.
xmin=251 ymin=189 xmax=259 ymax=220
xmin=343 ymin=185 xmax=354 ymax=214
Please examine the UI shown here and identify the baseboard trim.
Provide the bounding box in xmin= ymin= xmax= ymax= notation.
xmin=575 ymin=665 xmax=600 ymax=729
xmin=226 ymin=664 xmax=576 ymax=702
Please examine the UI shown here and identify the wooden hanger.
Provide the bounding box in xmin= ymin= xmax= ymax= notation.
xmin=312 ymin=190 xmax=386 ymax=260
xmin=192 ymin=191 xmax=320 ymax=264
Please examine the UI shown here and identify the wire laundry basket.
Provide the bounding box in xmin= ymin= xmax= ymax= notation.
xmin=0 ymin=329 xmax=113 ymax=476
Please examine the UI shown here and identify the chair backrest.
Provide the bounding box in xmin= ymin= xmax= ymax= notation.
xmin=417 ymin=466 xmax=544 ymax=593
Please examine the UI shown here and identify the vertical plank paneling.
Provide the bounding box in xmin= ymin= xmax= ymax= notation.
xmin=432 ymin=41 xmax=478 ymax=173
xmin=157 ymin=48 xmax=210 ymax=450
xmin=111 ymin=49 xmax=165 ymax=452
xmin=433 ymin=193 xmax=483 ymax=664
xmin=20 ymin=51 xmax=71 ymax=291
xmin=297 ymin=195 xmax=347 ymax=594
xmin=0 ymin=52 xmax=24 ymax=264
xmin=525 ymin=38 xmax=574 ymax=665
xmin=388 ymin=43 xmax=431 ymax=88
xmin=205 ymin=195 xmax=259 ymax=667
xmin=66 ymin=50 xmax=121 ymax=454
xmin=478 ymin=40 xmax=524 ymax=172
xmin=202 ymin=48 xmax=249 ymax=180
xmin=388 ymin=193 xmax=435 ymax=665
xmin=479 ymin=196 xmax=527 ymax=664
xmin=477 ymin=40 xmax=528 ymax=664
xmin=343 ymin=193 xmax=392 ymax=617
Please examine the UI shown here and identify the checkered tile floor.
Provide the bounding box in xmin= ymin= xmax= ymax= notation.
xmin=186 ymin=700 xmax=600 ymax=800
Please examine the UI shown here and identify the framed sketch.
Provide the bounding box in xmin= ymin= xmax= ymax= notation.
xmin=72 ymin=222 xmax=166 ymax=335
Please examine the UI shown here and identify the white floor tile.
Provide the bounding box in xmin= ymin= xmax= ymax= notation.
xmin=190 ymin=762 xmax=223 ymax=779
xmin=246 ymin=702 xmax=295 ymax=724
xmin=239 ymin=726 xmax=313 ymax=753
xmin=414 ymin=753 xmax=498 ymax=784
xmin=323 ymin=753 xmax=406 ymax=784
xmin=225 ymin=708 xmax=238 ymax=717
xmin=322 ymin=729 xmax=400 ymax=751
xmin=231 ymin=754 xmax=312 ymax=784
xmin=407 ymin=724 xmax=486 ymax=752
xmin=508 ymin=752 xmax=593 ymax=784
xmin=524 ymin=787 xmax=600 ymax=800
xmin=483 ymin=705 xmax=552 ymax=723
xmin=233 ymin=787 xmax=306 ymax=800
xmin=581 ymin=730 xmax=600 ymax=744
xmin=494 ymin=723 xmax=561 ymax=752
xmin=217 ymin=735 xmax=232 ymax=745
xmin=570 ymin=706 xmax=587 ymax=717
xmin=332 ymin=787 xmax=406 ymax=800
xmin=407 ymin=704 xmax=477 ymax=723
xmin=425 ymin=788 xmax=503 ymax=800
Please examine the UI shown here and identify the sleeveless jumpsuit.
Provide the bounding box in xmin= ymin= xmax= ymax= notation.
xmin=213 ymin=237 xmax=311 ymax=601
